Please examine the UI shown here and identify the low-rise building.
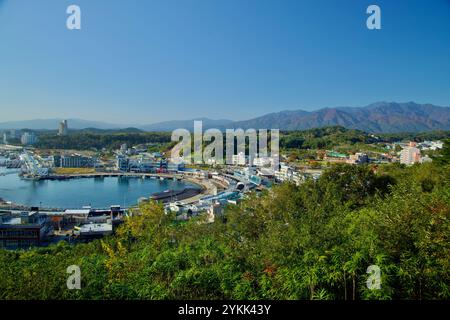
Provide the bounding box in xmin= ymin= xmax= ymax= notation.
xmin=275 ymin=163 xmax=294 ymax=182
xmin=418 ymin=140 xmax=443 ymax=151
xmin=122 ymin=157 xmax=165 ymax=173
xmin=167 ymin=161 xmax=185 ymax=172
xmin=0 ymin=211 xmax=53 ymax=249
xmin=347 ymin=153 xmax=369 ymax=165
xmin=60 ymin=155 xmax=96 ymax=168
xmin=323 ymin=151 xmax=348 ymax=163
xmin=73 ymin=222 xmax=113 ymax=239
xmin=420 ymin=155 xmax=433 ymax=163
xmin=252 ymin=155 xmax=276 ymax=167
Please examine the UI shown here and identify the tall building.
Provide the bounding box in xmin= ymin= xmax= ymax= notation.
xmin=58 ymin=120 xmax=68 ymax=136
xmin=21 ymin=132 xmax=38 ymax=145
xmin=400 ymin=143 xmax=421 ymax=165
xmin=9 ymin=129 xmax=19 ymax=139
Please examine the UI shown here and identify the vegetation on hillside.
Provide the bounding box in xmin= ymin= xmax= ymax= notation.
xmin=377 ymin=130 xmax=450 ymax=143
xmin=0 ymin=155 xmax=448 ymax=299
xmin=280 ymin=126 xmax=449 ymax=151
xmin=280 ymin=126 xmax=374 ymax=149
xmin=35 ymin=132 xmax=172 ymax=151
xmin=28 ymin=126 xmax=449 ymax=154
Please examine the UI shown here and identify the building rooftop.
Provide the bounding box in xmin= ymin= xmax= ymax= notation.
xmin=64 ymin=209 xmax=91 ymax=215
xmin=79 ymin=223 xmax=112 ymax=232
xmin=75 ymin=223 xmax=113 ymax=234
xmin=1 ymin=217 xmax=22 ymax=225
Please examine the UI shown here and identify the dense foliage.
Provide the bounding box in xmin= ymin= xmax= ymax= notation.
xmin=280 ymin=126 xmax=450 ymax=151
xmin=35 ymin=132 xmax=172 ymax=150
xmin=280 ymin=126 xmax=376 ymax=150
xmin=28 ymin=126 xmax=449 ymax=154
xmin=0 ymin=158 xmax=448 ymax=300
xmin=378 ymin=130 xmax=450 ymax=143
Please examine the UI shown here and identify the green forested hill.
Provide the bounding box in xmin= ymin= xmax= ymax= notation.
xmin=280 ymin=126 xmax=450 ymax=153
xmin=34 ymin=132 xmax=172 ymax=150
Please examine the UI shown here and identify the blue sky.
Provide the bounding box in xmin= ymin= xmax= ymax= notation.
xmin=0 ymin=0 xmax=449 ymax=124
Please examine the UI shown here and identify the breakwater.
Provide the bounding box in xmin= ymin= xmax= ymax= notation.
xmin=150 ymin=188 xmax=202 ymax=203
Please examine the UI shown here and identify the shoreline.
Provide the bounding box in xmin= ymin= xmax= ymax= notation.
xmin=0 ymin=171 xmax=216 ymax=211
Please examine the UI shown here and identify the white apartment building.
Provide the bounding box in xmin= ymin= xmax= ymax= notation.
xmin=21 ymin=132 xmax=38 ymax=145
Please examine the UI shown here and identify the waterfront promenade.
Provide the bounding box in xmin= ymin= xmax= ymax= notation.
xmin=34 ymin=172 xmax=185 ymax=180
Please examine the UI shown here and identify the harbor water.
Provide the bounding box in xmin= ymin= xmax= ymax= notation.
xmin=0 ymin=165 xmax=196 ymax=209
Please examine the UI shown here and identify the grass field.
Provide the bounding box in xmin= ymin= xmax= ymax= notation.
xmin=52 ymin=168 xmax=96 ymax=175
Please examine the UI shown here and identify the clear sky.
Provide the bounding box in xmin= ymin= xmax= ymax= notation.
xmin=0 ymin=0 xmax=449 ymax=124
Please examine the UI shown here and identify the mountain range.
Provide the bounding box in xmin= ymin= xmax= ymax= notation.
xmin=232 ymin=102 xmax=450 ymax=133
xmin=1 ymin=102 xmax=449 ymax=133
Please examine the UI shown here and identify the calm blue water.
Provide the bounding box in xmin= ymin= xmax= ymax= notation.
xmin=0 ymin=165 xmax=195 ymax=209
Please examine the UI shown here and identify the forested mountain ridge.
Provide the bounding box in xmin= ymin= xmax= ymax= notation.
xmin=232 ymin=102 xmax=450 ymax=133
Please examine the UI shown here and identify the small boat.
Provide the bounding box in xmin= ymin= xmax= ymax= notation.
xmin=160 ymin=177 xmax=164 ymax=181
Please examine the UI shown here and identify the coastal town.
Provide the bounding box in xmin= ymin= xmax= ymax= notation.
xmin=2 ymin=0 xmax=449 ymax=304
xmin=0 ymin=120 xmax=445 ymax=250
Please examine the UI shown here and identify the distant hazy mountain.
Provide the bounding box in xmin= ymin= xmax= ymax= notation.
xmin=0 ymin=118 xmax=123 ymax=130
xmin=138 ymin=118 xmax=234 ymax=132
xmin=231 ymin=102 xmax=450 ymax=133
xmin=1 ymin=102 xmax=449 ymax=133
xmin=77 ymin=127 xmax=144 ymax=134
